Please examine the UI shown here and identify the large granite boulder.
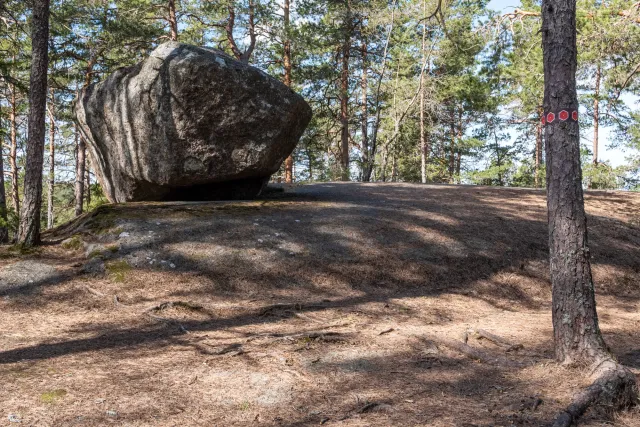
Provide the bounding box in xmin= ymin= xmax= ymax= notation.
xmin=75 ymin=42 xmax=312 ymax=202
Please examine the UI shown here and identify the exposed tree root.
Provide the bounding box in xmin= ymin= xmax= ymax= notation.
xmin=147 ymin=301 xmax=204 ymax=312
xmin=552 ymin=359 xmax=638 ymax=427
xmin=258 ymin=302 xmax=325 ymax=317
xmin=465 ymin=328 xmax=524 ymax=352
xmin=246 ymin=330 xmax=350 ymax=344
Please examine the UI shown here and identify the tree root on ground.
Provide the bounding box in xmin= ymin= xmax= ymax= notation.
xmin=465 ymin=328 xmax=524 ymax=352
xmin=147 ymin=301 xmax=204 ymax=312
xmin=246 ymin=330 xmax=350 ymax=344
xmin=258 ymin=302 xmax=326 ymax=317
xmin=551 ymin=359 xmax=638 ymax=427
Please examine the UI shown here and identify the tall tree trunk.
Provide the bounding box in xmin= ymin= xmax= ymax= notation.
xmin=85 ymin=164 xmax=91 ymax=209
xmin=420 ymin=0 xmax=428 ymax=184
xmin=543 ymin=3 xmax=637 ymax=425
xmin=380 ymin=144 xmax=388 ymax=182
xmin=448 ymin=108 xmax=455 ymax=182
xmin=75 ymin=56 xmax=99 ymax=213
xmin=0 ymin=100 xmax=8 ymax=243
xmin=9 ymin=82 xmax=20 ymax=214
xmin=543 ymin=0 xmax=606 ymax=363
xmin=592 ymin=62 xmax=600 ymax=166
xmin=47 ymin=90 xmax=55 ymax=229
xmin=455 ymin=110 xmax=462 ymax=184
xmin=340 ymin=12 xmax=351 ymax=181
xmin=168 ymin=0 xmax=178 ymax=41
xmin=17 ymin=0 xmax=50 ymax=247
xmin=535 ymin=106 xmax=543 ymax=188
xmin=366 ymin=1 xmax=396 ymax=182
xmin=361 ymin=41 xmax=369 ymax=182
xmin=74 ymin=129 xmax=86 ymax=217
xmin=391 ymin=149 xmax=398 ymax=182
xmin=306 ymin=147 xmax=313 ymax=181
xmin=283 ymin=0 xmax=294 ymax=183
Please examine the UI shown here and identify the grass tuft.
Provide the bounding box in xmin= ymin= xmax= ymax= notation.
xmin=41 ymin=389 xmax=67 ymax=403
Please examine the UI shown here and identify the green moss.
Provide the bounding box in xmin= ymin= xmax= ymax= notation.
xmin=105 ymin=260 xmax=131 ymax=283
xmin=61 ymin=235 xmax=83 ymax=251
xmin=40 ymin=389 xmax=67 ymax=403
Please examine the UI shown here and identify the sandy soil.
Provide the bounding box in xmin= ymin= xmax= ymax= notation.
xmin=0 ymin=183 xmax=639 ymax=426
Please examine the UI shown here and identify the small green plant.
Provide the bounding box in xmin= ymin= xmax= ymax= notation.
xmin=238 ymin=401 xmax=251 ymax=411
xmin=41 ymin=389 xmax=67 ymax=403
xmin=105 ymin=260 xmax=131 ymax=283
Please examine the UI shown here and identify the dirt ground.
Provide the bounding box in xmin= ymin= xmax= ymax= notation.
xmin=1 ymin=183 xmax=639 ymax=426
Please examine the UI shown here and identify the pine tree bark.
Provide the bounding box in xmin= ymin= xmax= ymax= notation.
xmin=535 ymin=106 xmax=543 ymax=188
xmin=47 ymin=90 xmax=55 ymax=229
xmin=168 ymin=0 xmax=178 ymax=41
xmin=0 ymin=106 xmax=8 ymax=243
xmin=542 ymin=5 xmax=637 ymax=423
xmin=9 ymin=82 xmax=20 ymax=214
xmin=74 ymin=129 xmax=86 ymax=217
xmin=17 ymin=0 xmax=50 ymax=247
xmin=592 ymin=62 xmax=600 ymax=166
xmin=542 ymin=0 xmax=605 ymax=364
xmin=283 ymin=0 xmax=294 ymax=183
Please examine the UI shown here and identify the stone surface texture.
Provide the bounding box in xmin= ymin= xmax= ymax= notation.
xmin=76 ymin=42 xmax=312 ymax=202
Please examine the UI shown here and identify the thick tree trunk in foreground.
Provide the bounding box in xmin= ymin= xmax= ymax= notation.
xmin=47 ymin=92 xmax=55 ymax=229
xmin=74 ymin=129 xmax=86 ymax=217
xmin=543 ymin=0 xmax=605 ymax=365
xmin=542 ymin=0 xmax=637 ymax=424
xmin=17 ymin=0 xmax=50 ymax=247
xmin=283 ymin=0 xmax=294 ymax=183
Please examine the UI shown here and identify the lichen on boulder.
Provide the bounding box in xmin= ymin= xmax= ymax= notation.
xmin=75 ymin=42 xmax=312 ymax=202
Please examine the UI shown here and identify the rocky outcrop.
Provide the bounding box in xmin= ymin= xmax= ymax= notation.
xmin=76 ymin=42 xmax=311 ymax=202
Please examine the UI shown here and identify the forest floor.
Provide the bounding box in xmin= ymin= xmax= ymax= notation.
xmin=1 ymin=183 xmax=640 ymax=427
